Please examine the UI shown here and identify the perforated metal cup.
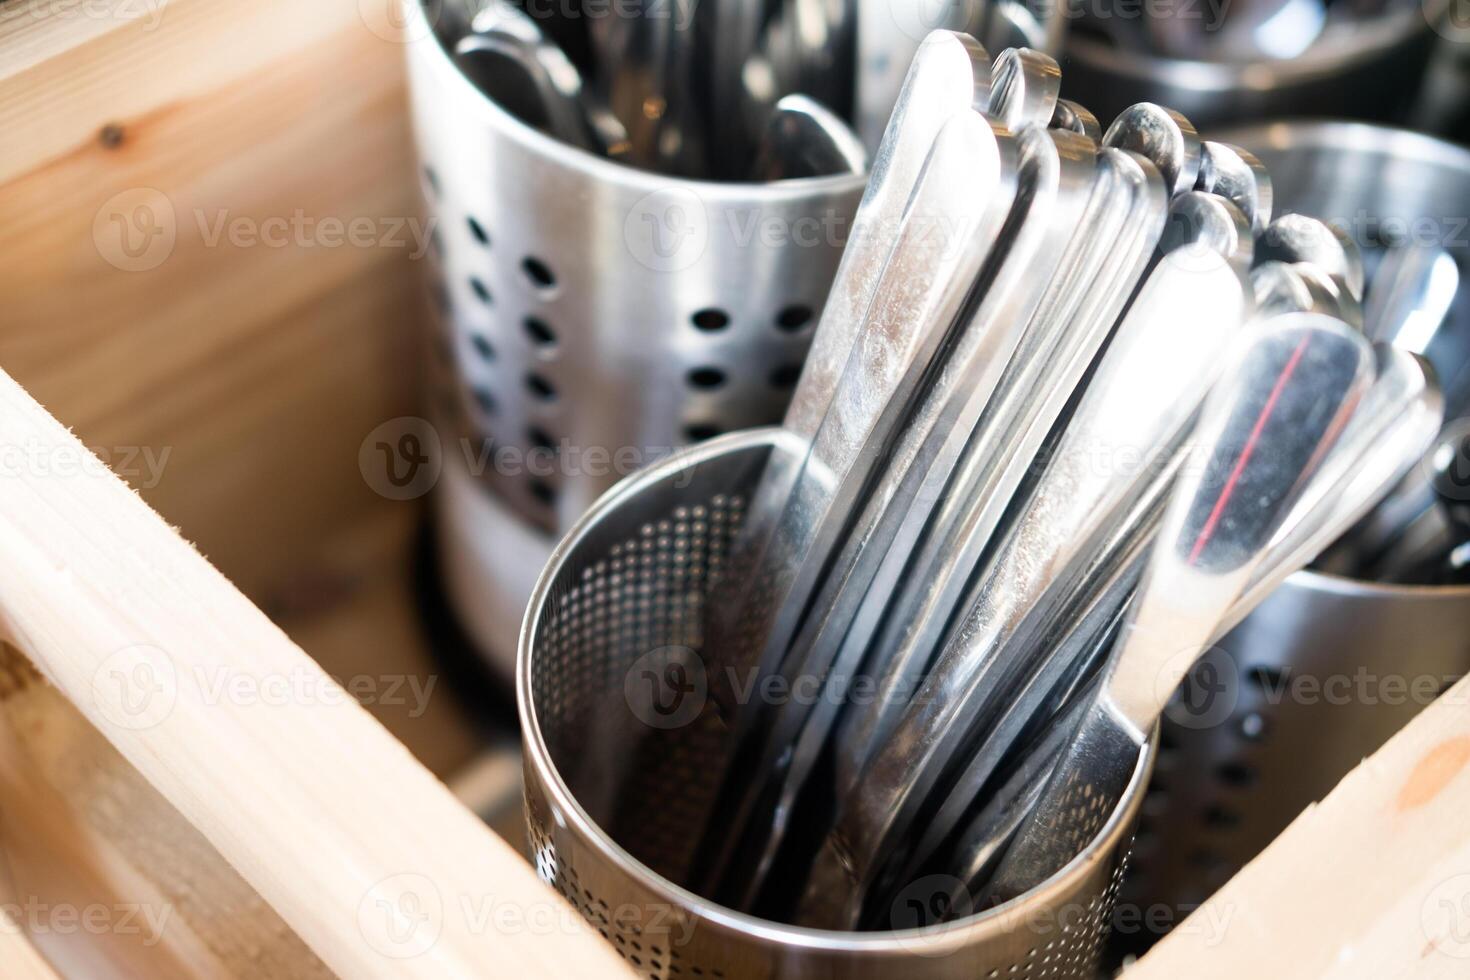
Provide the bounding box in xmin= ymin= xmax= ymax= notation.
xmin=404 ymin=1 xmax=865 ymax=534
xmin=1116 ymin=124 xmax=1470 ymax=945
xmin=518 ymin=428 xmax=1152 ymax=979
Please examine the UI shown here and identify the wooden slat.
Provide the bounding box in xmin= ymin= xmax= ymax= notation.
xmin=0 ymin=643 xmax=331 ymax=978
xmin=0 ymin=0 xmax=430 ymax=606
xmin=0 ymin=909 xmax=62 ymax=980
xmin=0 ymin=366 xmax=633 ymax=978
xmin=1131 ymin=674 xmax=1470 ymax=978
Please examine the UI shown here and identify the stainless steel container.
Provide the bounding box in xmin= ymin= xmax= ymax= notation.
xmin=1119 ymin=122 xmax=1470 ymax=945
xmin=1059 ymin=0 xmax=1449 ymax=131
xmin=1125 ymin=574 xmax=1470 ymax=915
xmin=518 ymin=429 xmax=1152 ymax=979
xmin=403 ymin=0 xmax=865 ymax=675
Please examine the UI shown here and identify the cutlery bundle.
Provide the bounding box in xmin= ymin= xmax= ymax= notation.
xmin=689 ymin=33 xmax=1444 ymax=927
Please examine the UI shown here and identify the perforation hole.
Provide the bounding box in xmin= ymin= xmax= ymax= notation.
xmin=691 ymin=308 xmax=729 ymax=332
xmin=471 ymin=334 xmax=495 ymax=361
xmin=522 ymin=256 xmax=556 ymax=292
xmin=472 ymin=386 xmax=497 ymax=415
xmin=470 ymin=277 xmax=492 ymax=304
xmin=524 ymin=316 xmax=558 ymax=349
xmin=775 ymin=304 xmax=813 ymax=332
xmin=527 ymin=373 xmax=558 ymax=402
xmin=1216 ymin=761 xmax=1257 ymax=787
xmin=422 ymin=165 xmax=441 ymax=198
xmin=467 ymin=216 xmax=489 ymax=246
xmin=686 ymin=367 xmax=726 ymax=389
xmin=684 ymin=423 xmax=721 ymax=442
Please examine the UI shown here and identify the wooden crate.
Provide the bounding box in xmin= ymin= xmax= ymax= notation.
xmin=2 ymin=1 xmax=1469 ymax=976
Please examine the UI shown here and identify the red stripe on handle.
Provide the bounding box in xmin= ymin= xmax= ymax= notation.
xmin=1188 ymin=334 xmax=1313 ymax=566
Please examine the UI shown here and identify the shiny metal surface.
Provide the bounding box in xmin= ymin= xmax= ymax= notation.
xmin=830 ymin=147 xmax=1168 ymax=814
xmin=1196 ymin=141 xmax=1272 ymax=233
xmin=825 ymin=124 xmax=1099 ymax=814
xmin=1117 ymin=125 xmax=1470 ymax=934
xmin=1256 ymin=212 xmax=1365 ymax=301
xmin=519 ymin=429 xmax=1151 ymax=977
xmin=1102 ymin=103 xmax=1200 ymax=197
xmin=884 ymin=197 xmax=1253 ymax=892
xmin=987 ymin=48 xmax=1061 ymax=129
xmin=751 ymin=94 xmax=868 ymax=181
xmin=406 ymin=0 xmax=863 ymax=539
xmin=1125 ymin=571 xmax=1470 ymax=911
xmin=1225 ymin=345 xmax=1442 ymax=627
xmin=700 ymin=124 xmax=1086 ymax=909
xmin=701 ymin=36 xmax=994 ymax=719
xmin=987 ymin=314 xmax=1375 ymax=901
xmin=1061 ymin=0 xmax=1447 ymax=130
xmin=854 ymin=1 xmax=1066 ymax=151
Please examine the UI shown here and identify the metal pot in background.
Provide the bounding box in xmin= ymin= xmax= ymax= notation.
xmin=403 ymin=0 xmax=866 ymax=677
xmin=1119 ymin=121 xmax=1470 ymax=951
xmin=1060 ymin=0 xmax=1450 ymax=131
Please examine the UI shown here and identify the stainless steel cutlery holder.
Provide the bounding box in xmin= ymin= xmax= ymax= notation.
xmin=518 ymin=430 xmax=1152 ymax=979
xmin=1061 ymin=0 xmax=1449 ymax=130
xmin=404 ymin=1 xmax=863 ymax=673
xmin=408 ymin=20 xmax=863 ymax=531
xmin=1120 ymin=121 xmax=1470 ymax=936
xmin=1125 ymin=573 xmax=1470 ymax=918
